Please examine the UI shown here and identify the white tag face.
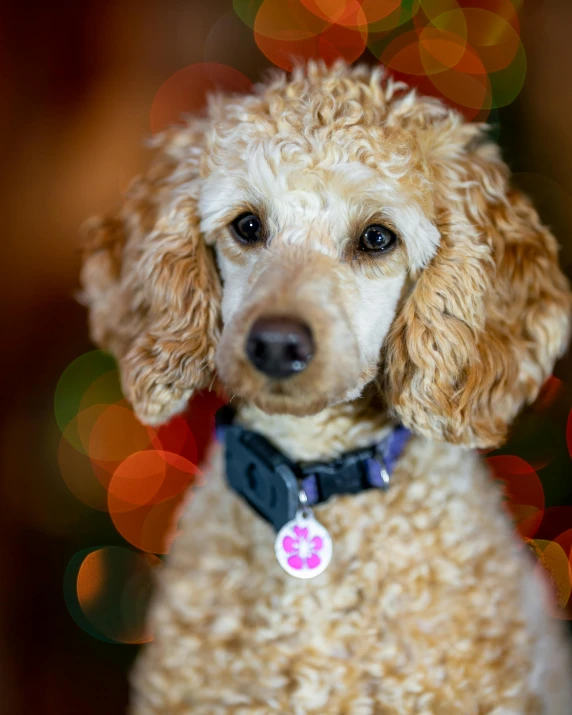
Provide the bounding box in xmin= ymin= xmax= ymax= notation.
xmin=274 ymin=510 xmax=332 ymax=579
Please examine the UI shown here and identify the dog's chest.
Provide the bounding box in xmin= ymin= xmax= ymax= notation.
xmin=144 ymin=439 xmax=542 ymax=712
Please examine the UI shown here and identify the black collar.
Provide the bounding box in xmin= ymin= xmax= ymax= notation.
xmin=216 ymin=407 xmax=411 ymax=532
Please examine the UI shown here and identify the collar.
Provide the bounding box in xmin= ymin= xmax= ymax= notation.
xmin=215 ymin=406 xmax=411 ymax=532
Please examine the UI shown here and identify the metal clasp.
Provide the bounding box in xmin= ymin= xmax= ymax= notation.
xmin=374 ymin=452 xmax=391 ymax=490
xmin=297 ymin=485 xmax=312 ymax=519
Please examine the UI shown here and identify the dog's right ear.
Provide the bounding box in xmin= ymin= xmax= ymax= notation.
xmin=80 ymin=124 xmax=221 ymax=425
xmin=383 ymin=117 xmax=571 ymax=449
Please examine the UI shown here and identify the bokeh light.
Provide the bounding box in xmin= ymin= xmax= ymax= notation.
xmin=54 ymin=350 xmax=116 ymax=435
xmin=487 ymin=455 xmax=545 ymax=539
xmin=204 ymin=11 xmax=258 ymax=68
xmin=255 ymin=20 xmax=367 ymax=70
xmin=64 ymin=547 xmax=160 ymax=644
xmin=299 ymin=0 xmax=366 ymax=27
xmin=108 ymin=450 xmax=200 ymax=512
xmin=233 ymin=0 xmax=264 ymax=30
xmin=63 ymin=403 xmax=112 ymax=457
xmin=532 ymin=375 xmax=564 ymax=413
xmin=254 ymin=0 xmax=329 ymax=41
xmin=88 ymin=404 xmax=155 ymax=463
xmin=231 ymin=0 xmax=530 ymax=115
xmin=109 ymin=493 xmax=188 ymax=555
xmin=529 ymin=539 xmax=572 ymax=616
xmin=555 ymin=528 xmax=572 ymax=583
xmin=78 ymin=369 xmax=123 ymax=414
xmin=153 ymin=415 xmax=198 ymax=465
xmin=54 ymin=351 xmax=209 ymax=556
xmin=363 ymin=0 xmax=527 ymax=119
xmin=299 ymin=0 xmax=403 ymax=28
xmin=252 ymin=0 xmax=368 ymax=70
xmin=442 ymin=9 xmax=521 ymax=73
xmin=58 ymin=433 xmax=109 ymax=512
xmin=368 ymin=0 xmax=420 ymax=33
xmin=487 ymin=40 xmax=526 ymax=108
xmin=150 ymin=63 xmax=253 ymax=134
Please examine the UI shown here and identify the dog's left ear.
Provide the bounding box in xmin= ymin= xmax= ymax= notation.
xmin=384 ymin=120 xmax=572 ymax=448
xmin=80 ymin=124 xmax=222 ymax=425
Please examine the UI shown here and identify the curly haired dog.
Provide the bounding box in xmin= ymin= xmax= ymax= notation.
xmin=82 ymin=62 xmax=572 ymax=713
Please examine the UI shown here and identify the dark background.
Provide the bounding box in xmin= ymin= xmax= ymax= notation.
xmin=1 ymin=1 xmax=572 ymax=712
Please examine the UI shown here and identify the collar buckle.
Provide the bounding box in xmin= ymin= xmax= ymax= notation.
xmin=218 ymin=408 xmax=410 ymax=532
xmin=224 ymin=425 xmax=300 ymax=531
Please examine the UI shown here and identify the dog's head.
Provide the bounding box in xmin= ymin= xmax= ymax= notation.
xmin=82 ymin=62 xmax=571 ymax=449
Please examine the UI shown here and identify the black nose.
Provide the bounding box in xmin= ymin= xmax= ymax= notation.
xmin=246 ymin=316 xmax=314 ymax=379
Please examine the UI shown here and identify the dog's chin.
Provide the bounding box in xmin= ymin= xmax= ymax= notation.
xmin=217 ymin=368 xmax=373 ymax=418
xmin=242 ymin=389 xmax=331 ymax=417
xmin=216 ymin=370 xmax=334 ymax=416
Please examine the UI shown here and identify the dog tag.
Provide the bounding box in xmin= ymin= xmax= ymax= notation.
xmin=274 ymin=508 xmax=332 ymax=579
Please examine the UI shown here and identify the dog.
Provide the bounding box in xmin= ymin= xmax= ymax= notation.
xmin=81 ymin=61 xmax=572 ymax=713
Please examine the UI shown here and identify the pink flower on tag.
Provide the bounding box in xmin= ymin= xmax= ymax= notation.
xmin=275 ymin=514 xmax=332 ymax=579
xmin=282 ymin=525 xmax=324 ymax=570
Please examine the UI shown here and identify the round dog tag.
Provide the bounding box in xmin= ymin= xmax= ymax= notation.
xmin=274 ymin=509 xmax=332 ymax=579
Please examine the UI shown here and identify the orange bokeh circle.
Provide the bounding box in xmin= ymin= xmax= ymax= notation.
xmin=381 ymin=27 xmax=480 ymax=76
xmin=255 ymin=22 xmax=366 ymax=71
xmin=426 ymin=52 xmax=490 ymax=111
xmin=78 ymin=370 xmax=123 ymax=415
xmin=89 ymin=404 xmax=155 ymax=463
xmin=254 ymin=0 xmax=329 ymax=41
xmin=108 ymin=450 xmax=200 ymax=554
xmin=61 ymin=403 xmax=108 ymax=456
xmin=301 ymin=0 xmax=370 ymax=27
xmin=528 ymin=539 xmax=572 ymax=616
xmin=58 ymin=433 xmax=109 ymax=512
xmin=74 ymin=547 xmax=161 ymax=643
xmin=109 ymin=492 xmax=189 ymax=555
xmin=108 ymin=450 xmax=200 ymax=512
xmin=380 ymin=25 xmax=491 ymax=113
xmin=433 ymin=8 xmax=521 ymax=74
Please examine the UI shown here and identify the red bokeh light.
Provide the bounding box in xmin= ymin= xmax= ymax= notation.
xmin=487 ymin=455 xmax=545 ymax=539
xmin=150 ymin=63 xmax=253 ymax=134
xmin=256 ymin=22 xmax=367 ymax=71
xmin=109 ymin=492 xmax=189 ymax=555
xmin=108 ymin=450 xmax=200 ymax=512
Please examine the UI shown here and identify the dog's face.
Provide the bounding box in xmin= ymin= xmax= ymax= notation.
xmin=200 ymin=128 xmax=439 ymax=416
xmin=81 ymin=62 xmax=571 ymax=448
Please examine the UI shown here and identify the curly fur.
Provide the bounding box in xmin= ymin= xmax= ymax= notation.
xmin=130 ymin=438 xmax=572 ymax=714
xmin=81 ymin=61 xmax=572 ymax=713
xmin=384 ymin=137 xmax=572 ymax=448
xmin=81 ymin=123 xmax=221 ymax=424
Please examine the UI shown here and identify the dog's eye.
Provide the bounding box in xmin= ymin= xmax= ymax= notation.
xmin=359 ymin=224 xmax=397 ymax=253
xmin=230 ymin=213 xmax=263 ymax=244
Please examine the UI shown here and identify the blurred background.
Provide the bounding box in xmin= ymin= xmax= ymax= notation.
xmin=1 ymin=1 xmax=572 ymax=712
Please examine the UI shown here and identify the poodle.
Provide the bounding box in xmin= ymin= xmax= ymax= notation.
xmin=81 ymin=62 xmax=572 ymax=713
